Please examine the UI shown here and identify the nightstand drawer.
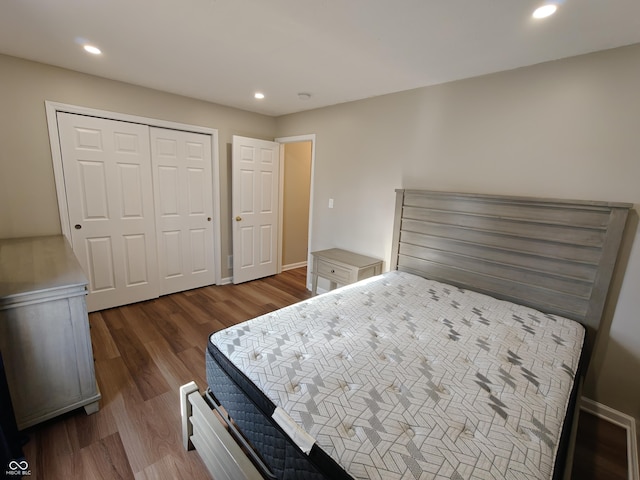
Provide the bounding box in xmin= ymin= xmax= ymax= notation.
xmin=316 ymin=259 xmax=351 ymax=284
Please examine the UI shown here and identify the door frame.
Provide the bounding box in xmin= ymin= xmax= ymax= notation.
xmin=45 ymin=101 xmax=223 ymax=285
xmin=275 ymin=134 xmax=316 ymax=289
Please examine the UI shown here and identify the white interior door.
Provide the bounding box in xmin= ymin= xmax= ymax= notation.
xmin=57 ymin=112 xmax=159 ymax=311
xmin=150 ymin=127 xmax=216 ymax=295
xmin=232 ymin=136 xmax=280 ymax=284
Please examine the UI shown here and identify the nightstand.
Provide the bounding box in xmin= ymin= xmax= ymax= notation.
xmin=310 ymin=248 xmax=383 ymax=295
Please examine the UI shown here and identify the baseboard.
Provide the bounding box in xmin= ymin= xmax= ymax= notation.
xmin=219 ymin=276 xmax=232 ymax=285
xmin=282 ymin=261 xmax=308 ymax=271
xmin=580 ymin=397 xmax=639 ymax=480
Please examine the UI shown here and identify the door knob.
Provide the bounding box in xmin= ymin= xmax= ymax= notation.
xmin=235 ymin=216 xmax=242 ymax=222
xmin=74 ymin=224 xmax=82 ymax=230
xmin=207 ymin=217 xmax=212 ymax=222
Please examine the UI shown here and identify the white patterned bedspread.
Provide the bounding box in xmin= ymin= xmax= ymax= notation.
xmin=209 ymin=271 xmax=584 ymax=480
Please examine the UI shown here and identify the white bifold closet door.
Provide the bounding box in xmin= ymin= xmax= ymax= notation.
xmin=150 ymin=127 xmax=215 ymax=295
xmin=57 ymin=113 xmax=215 ymax=312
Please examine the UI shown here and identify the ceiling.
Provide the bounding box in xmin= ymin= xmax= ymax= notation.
xmin=1 ymin=0 xmax=640 ymax=117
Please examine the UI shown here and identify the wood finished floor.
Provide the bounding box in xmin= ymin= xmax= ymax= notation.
xmin=21 ymin=268 xmax=629 ymax=480
xmin=573 ymin=410 xmax=628 ymax=480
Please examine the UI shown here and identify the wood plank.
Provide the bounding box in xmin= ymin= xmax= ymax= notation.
xmin=99 ymin=307 xmax=128 ymax=331
xmin=119 ymin=302 xmax=166 ymax=345
xmin=70 ymin=396 xmax=118 ymax=450
xmin=400 ymin=230 xmax=599 ymax=280
xmin=106 ymin=393 xmax=154 ymax=474
xmin=109 ymin=327 xmax=171 ymax=402
xmin=143 ymin=300 xmax=193 ymax=354
xmin=403 ymin=206 xmax=607 ymax=247
xmin=168 ymin=291 xmax=228 ymax=327
xmin=88 ymin=311 xmax=121 ymax=361
xmin=78 ymin=432 xmax=136 ymax=480
xmin=94 ymin=357 xmax=141 ymax=406
xmin=399 ymin=242 xmax=594 ymax=297
xmin=134 ymin=452 xmax=211 ymax=480
xmin=402 ymin=192 xmax=614 ymax=227
xmin=401 ymin=189 xmax=632 ymax=209
xmin=400 ymin=219 xmax=602 ymax=264
xmin=572 ymin=411 xmax=628 ymax=480
xmin=177 ymin=346 xmax=209 ymax=390
xmin=145 ymin=338 xmax=201 ymax=393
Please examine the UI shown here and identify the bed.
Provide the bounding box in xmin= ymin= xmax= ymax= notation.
xmin=181 ymin=189 xmax=632 ymax=480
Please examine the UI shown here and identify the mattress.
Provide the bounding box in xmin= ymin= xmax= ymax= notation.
xmin=207 ymin=271 xmax=585 ymax=480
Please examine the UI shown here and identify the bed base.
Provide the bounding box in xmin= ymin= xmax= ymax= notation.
xmin=181 ymin=375 xmax=581 ymax=480
xmin=180 ymin=381 xmax=274 ymax=480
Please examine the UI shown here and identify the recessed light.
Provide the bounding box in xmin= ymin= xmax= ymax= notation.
xmin=83 ymin=45 xmax=102 ymax=55
xmin=532 ymin=4 xmax=557 ymax=19
xmin=254 ymin=92 xmax=265 ymax=99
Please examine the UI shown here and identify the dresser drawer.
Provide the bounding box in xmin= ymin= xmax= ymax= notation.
xmin=316 ymin=259 xmax=351 ymax=284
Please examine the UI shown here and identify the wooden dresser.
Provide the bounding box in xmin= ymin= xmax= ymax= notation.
xmin=0 ymin=235 xmax=100 ymax=430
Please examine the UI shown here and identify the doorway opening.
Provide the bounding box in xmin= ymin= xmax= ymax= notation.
xmin=276 ymin=135 xmax=316 ymax=290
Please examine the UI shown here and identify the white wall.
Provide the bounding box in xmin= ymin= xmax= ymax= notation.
xmin=276 ymin=44 xmax=640 ymax=425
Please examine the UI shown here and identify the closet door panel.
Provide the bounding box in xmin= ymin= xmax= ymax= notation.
xmin=57 ymin=113 xmax=159 ymax=311
xmin=85 ymin=237 xmax=116 ymax=292
xmin=151 ymin=128 xmax=215 ymax=295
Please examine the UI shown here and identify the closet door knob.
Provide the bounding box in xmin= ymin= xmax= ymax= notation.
xmin=235 ymin=216 xmax=242 ymax=222
xmin=74 ymin=224 xmax=82 ymax=230
xmin=207 ymin=217 xmax=212 ymax=222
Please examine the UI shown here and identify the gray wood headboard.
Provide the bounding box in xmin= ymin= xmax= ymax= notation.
xmin=390 ymin=189 xmax=632 ymax=358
